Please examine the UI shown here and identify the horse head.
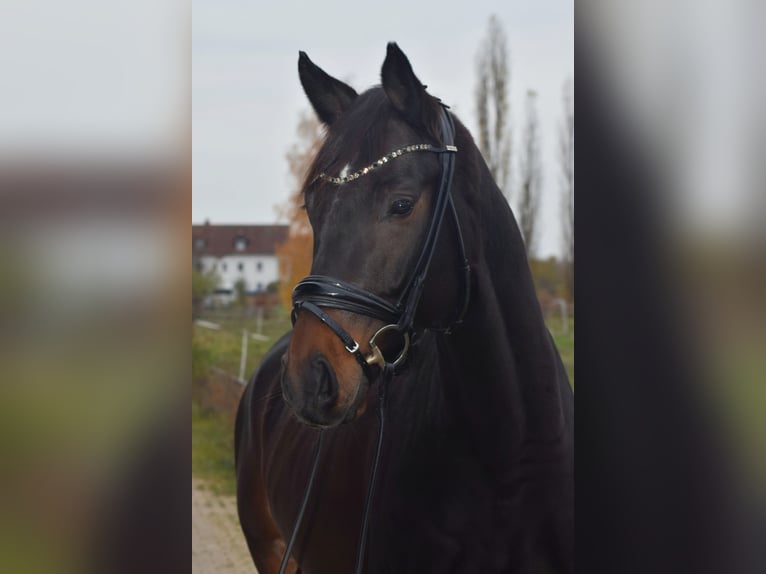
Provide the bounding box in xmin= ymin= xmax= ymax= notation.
xmin=281 ymin=43 xmax=473 ymax=428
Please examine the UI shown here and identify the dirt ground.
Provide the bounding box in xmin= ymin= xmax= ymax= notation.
xmin=192 ymin=479 xmax=257 ymax=574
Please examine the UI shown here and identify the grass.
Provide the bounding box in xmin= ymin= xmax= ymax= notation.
xmin=192 ymin=308 xmax=292 ymax=495
xmin=193 ymin=307 xmax=293 ymax=380
xmin=192 ymin=401 xmax=237 ymax=496
xmin=546 ymin=315 xmax=574 ymax=387
xmin=710 ymin=336 xmax=766 ymax=492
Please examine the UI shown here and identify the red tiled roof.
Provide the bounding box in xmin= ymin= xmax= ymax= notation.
xmin=192 ymin=224 xmax=289 ymax=256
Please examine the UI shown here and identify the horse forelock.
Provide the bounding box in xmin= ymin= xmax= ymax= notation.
xmin=301 ymin=88 xmax=445 ymax=197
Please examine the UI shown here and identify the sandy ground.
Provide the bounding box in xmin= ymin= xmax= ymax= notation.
xmin=192 ymin=479 xmax=257 ymax=574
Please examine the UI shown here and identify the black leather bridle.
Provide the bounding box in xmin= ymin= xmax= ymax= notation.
xmin=290 ymin=103 xmax=471 ymax=379
xmin=278 ymin=103 xmax=471 ymax=574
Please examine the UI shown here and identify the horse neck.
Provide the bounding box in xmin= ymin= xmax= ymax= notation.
xmin=438 ymin=156 xmax=571 ymax=470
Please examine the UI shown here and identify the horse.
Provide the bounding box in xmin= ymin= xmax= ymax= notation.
xmin=235 ymin=43 xmax=573 ymax=574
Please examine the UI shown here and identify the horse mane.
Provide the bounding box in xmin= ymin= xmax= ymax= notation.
xmin=448 ymin=114 xmax=572 ymax=445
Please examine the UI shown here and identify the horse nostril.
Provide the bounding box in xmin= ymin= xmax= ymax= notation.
xmin=311 ymin=355 xmax=338 ymax=407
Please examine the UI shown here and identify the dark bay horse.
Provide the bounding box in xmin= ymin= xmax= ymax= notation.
xmin=235 ymin=43 xmax=573 ymax=573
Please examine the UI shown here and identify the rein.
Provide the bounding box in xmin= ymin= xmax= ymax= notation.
xmin=280 ymin=104 xmax=469 ymax=573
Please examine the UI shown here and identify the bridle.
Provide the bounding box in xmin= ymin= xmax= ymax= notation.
xmin=278 ymin=103 xmax=471 ymax=574
xmin=291 ymin=103 xmax=471 ymax=377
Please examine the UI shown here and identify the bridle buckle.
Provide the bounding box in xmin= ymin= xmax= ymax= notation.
xmin=345 ymin=341 xmax=360 ymax=354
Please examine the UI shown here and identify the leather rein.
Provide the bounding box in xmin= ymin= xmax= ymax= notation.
xmin=278 ymin=104 xmax=470 ymax=574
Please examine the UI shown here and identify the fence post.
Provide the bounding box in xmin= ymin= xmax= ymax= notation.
xmin=256 ymin=307 xmax=264 ymax=336
xmin=239 ymin=329 xmax=248 ymax=382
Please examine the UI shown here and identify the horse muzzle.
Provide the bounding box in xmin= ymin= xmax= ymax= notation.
xmin=281 ymin=313 xmax=380 ymax=427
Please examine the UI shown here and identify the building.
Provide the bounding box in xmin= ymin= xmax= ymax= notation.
xmin=192 ymin=222 xmax=289 ymax=305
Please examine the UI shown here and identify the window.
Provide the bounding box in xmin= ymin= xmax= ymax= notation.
xmin=257 ymin=282 xmax=263 ymax=292
xmin=222 ymin=263 xmax=227 ymax=272
xmin=194 ymin=237 xmax=205 ymax=250
xmin=256 ymin=261 xmax=263 ymax=272
xmin=195 ymin=261 xmax=203 ymax=271
xmin=235 ymin=237 xmax=247 ymax=252
xmin=238 ymin=262 xmax=244 ymax=271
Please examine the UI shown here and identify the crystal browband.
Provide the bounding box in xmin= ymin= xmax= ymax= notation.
xmin=317 ymin=143 xmax=458 ymax=185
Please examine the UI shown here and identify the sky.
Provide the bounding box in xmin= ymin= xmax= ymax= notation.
xmin=192 ymin=0 xmax=574 ymax=258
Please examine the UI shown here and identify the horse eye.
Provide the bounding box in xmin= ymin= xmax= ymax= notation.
xmin=389 ymin=198 xmax=414 ymax=216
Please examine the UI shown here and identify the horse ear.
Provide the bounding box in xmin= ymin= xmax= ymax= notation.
xmin=298 ymin=51 xmax=357 ymax=126
xmin=381 ymin=42 xmax=439 ymax=133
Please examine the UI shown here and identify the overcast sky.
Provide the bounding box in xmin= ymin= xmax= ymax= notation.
xmin=192 ymin=0 xmax=573 ymax=257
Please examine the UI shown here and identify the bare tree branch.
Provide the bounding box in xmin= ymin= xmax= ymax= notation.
xmin=475 ymin=15 xmax=512 ymax=200
xmin=558 ymin=79 xmax=574 ymax=299
xmin=518 ymin=90 xmax=541 ymax=257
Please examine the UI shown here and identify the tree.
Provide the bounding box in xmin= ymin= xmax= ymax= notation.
xmin=234 ymin=277 xmax=247 ymax=308
xmin=559 ymin=79 xmax=574 ymax=301
xmin=518 ymin=90 xmax=542 ymax=257
xmin=274 ymin=110 xmax=324 ymax=310
xmin=475 ymin=15 xmax=512 ymax=199
xmin=191 ymin=266 xmax=218 ymax=318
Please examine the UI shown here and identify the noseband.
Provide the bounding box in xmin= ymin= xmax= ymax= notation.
xmin=291 ymin=104 xmax=471 ymax=377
